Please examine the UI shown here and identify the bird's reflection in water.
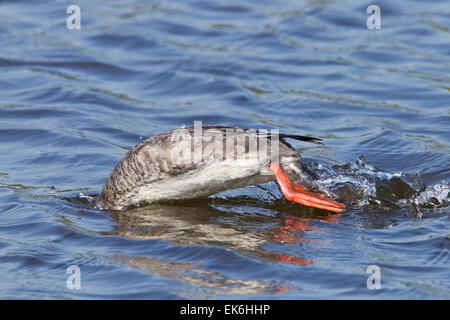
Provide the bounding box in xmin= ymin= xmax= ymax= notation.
xmin=271 ymin=213 xmax=340 ymax=265
xmin=106 ymin=200 xmax=269 ymax=251
xmin=114 ymin=255 xmax=288 ymax=297
xmin=103 ymin=197 xmax=341 ymax=295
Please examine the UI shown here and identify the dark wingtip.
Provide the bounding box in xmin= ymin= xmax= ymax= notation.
xmin=280 ymin=134 xmax=324 ymax=145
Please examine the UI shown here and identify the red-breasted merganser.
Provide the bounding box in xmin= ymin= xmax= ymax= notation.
xmin=97 ymin=126 xmax=345 ymax=212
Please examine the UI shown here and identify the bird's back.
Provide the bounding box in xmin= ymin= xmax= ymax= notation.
xmin=98 ymin=126 xmax=304 ymax=210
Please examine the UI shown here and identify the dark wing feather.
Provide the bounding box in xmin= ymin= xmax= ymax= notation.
xmin=197 ymin=126 xmax=323 ymax=145
xmin=279 ymin=134 xmax=323 ymax=145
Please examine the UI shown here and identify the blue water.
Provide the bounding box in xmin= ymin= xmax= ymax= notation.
xmin=0 ymin=0 xmax=448 ymax=299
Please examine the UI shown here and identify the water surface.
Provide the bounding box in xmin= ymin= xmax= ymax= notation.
xmin=0 ymin=0 xmax=448 ymax=299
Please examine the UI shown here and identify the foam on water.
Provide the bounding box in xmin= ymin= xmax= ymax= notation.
xmin=309 ymin=155 xmax=449 ymax=216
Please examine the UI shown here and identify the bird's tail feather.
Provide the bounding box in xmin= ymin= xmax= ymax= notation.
xmin=279 ymin=134 xmax=323 ymax=145
xmin=250 ymin=130 xmax=323 ymax=145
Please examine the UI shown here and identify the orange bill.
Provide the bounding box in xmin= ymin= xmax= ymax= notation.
xmin=270 ymin=162 xmax=346 ymax=213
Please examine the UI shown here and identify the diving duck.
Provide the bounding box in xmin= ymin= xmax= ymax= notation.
xmin=98 ymin=125 xmax=345 ymax=213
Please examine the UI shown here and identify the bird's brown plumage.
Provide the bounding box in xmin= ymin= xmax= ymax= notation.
xmin=97 ymin=126 xmax=316 ymax=210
